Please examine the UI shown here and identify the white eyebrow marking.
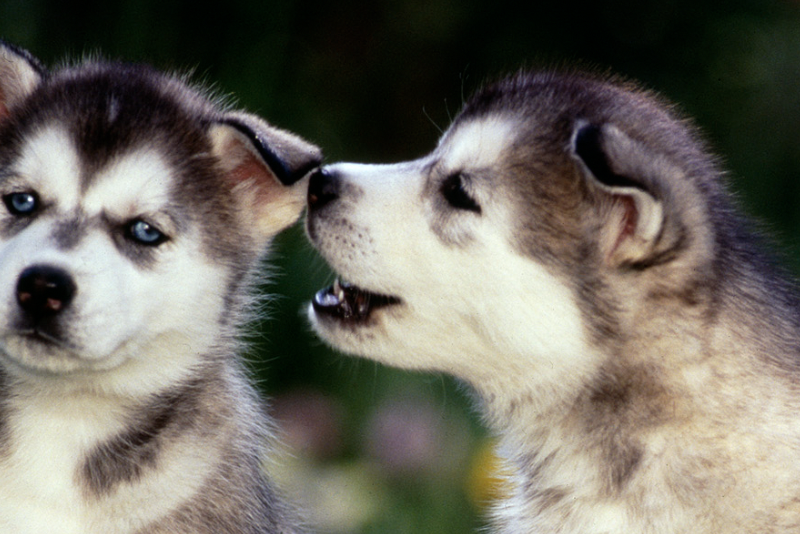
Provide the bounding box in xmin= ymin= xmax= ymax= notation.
xmin=14 ymin=126 xmax=81 ymax=210
xmin=441 ymin=118 xmax=517 ymax=170
xmin=83 ymin=150 xmax=174 ymax=220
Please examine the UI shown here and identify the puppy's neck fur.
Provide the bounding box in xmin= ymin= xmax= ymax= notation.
xmin=0 ymin=347 xmax=266 ymax=531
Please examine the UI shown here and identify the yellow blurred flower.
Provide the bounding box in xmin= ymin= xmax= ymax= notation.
xmin=466 ymin=439 xmax=514 ymax=509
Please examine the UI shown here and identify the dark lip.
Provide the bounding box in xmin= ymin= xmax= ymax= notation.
xmin=312 ymin=279 xmax=401 ymax=323
xmin=10 ymin=325 xmax=71 ymax=349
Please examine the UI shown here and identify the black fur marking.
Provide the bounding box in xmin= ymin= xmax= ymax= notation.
xmin=573 ymin=123 xmax=647 ymax=192
xmin=584 ymin=367 xmax=662 ymax=493
xmin=608 ymin=443 xmax=642 ymax=490
xmin=0 ymin=212 xmax=36 ymax=240
xmin=81 ymin=382 xmax=199 ymax=497
xmin=217 ymin=117 xmax=319 ymax=186
xmin=51 ymin=215 xmax=88 ymax=250
xmin=575 ymin=250 xmax=623 ymax=343
xmin=217 ymin=117 xmax=292 ymax=184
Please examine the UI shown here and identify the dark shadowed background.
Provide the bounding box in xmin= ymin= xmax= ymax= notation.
xmin=2 ymin=1 xmax=800 ymax=532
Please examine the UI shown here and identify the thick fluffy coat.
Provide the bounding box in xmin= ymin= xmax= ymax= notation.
xmin=306 ymin=71 xmax=800 ymax=532
xmin=0 ymin=42 xmax=321 ymax=533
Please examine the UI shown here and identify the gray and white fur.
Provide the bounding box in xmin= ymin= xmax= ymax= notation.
xmin=0 ymin=42 xmax=321 ymax=533
xmin=306 ymin=71 xmax=800 ymax=532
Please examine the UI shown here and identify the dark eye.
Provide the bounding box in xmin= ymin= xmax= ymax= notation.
xmin=3 ymin=192 xmax=39 ymax=216
xmin=127 ymin=219 xmax=168 ymax=246
xmin=441 ymin=173 xmax=481 ymax=214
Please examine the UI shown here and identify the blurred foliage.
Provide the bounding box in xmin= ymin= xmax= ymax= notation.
xmin=2 ymin=1 xmax=800 ymax=532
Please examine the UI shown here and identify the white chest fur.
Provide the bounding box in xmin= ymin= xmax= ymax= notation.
xmin=0 ymin=392 xmax=126 ymax=533
xmin=0 ymin=383 xmax=221 ymax=534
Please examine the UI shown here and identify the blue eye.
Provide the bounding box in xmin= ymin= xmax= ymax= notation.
xmin=128 ymin=219 xmax=167 ymax=246
xmin=3 ymin=192 xmax=38 ymax=216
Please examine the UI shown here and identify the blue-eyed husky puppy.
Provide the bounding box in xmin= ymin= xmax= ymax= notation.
xmin=0 ymin=42 xmax=320 ymax=533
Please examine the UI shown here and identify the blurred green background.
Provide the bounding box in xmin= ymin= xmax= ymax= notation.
xmin=2 ymin=1 xmax=800 ymax=532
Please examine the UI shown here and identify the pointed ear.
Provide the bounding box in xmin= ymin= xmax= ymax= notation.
xmin=0 ymin=41 xmax=45 ymax=121
xmin=209 ymin=113 xmax=322 ymax=239
xmin=571 ymin=122 xmax=670 ymax=266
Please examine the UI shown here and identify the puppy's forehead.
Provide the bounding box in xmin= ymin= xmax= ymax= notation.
xmin=13 ymin=123 xmax=173 ymax=216
xmin=439 ymin=116 xmax=517 ymax=169
xmin=83 ymin=149 xmax=173 ymax=217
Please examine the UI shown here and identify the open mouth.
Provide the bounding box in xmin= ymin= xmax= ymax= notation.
xmin=313 ymin=279 xmax=401 ymax=322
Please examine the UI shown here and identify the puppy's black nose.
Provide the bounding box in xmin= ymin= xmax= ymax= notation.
xmin=308 ymin=168 xmax=339 ymax=210
xmin=17 ymin=265 xmax=77 ymax=318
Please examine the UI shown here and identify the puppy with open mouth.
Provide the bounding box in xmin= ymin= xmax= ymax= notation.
xmin=306 ymin=71 xmax=800 ymax=533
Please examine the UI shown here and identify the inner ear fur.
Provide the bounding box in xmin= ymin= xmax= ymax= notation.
xmin=571 ymin=121 xmax=672 ymax=267
xmin=209 ymin=113 xmax=322 ymax=239
xmin=0 ymin=40 xmax=45 ymax=121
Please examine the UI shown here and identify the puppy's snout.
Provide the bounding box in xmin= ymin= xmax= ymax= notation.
xmin=307 ymin=168 xmax=340 ymax=211
xmin=17 ymin=265 xmax=77 ymax=318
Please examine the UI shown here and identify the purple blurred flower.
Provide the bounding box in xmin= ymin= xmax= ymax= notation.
xmin=272 ymin=388 xmax=343 ymax=460
xmin=363 ymin=397 xmax=449 ymax=476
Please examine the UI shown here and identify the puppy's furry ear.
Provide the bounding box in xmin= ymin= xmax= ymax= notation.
xmin=209 ymin=113 xmax=322 ymax=238
xmin=571 ymin=121 xmax=672 ymax=267
xmin=0 ymin=41 xmax=45 ymax=120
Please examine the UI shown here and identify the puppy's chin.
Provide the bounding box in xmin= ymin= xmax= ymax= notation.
xmin=0 ymin=335 xmax=93 ymax=376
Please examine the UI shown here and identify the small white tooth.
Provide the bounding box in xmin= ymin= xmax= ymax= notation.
xmin=317 ymin=290 xmax=341 ymax=307
xmin=333 ymin=279 xmax=345 ymax=300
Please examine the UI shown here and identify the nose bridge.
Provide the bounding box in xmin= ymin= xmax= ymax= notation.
xmin=49 ymin=212 xmax=89 ymax=250
xmin=4 ymin=213 xmax=91 ymax=275
xmin=330 ymin=161 xmax=424 ymax=200
xmin=328 ymin=161 xmax=417 ymax=183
